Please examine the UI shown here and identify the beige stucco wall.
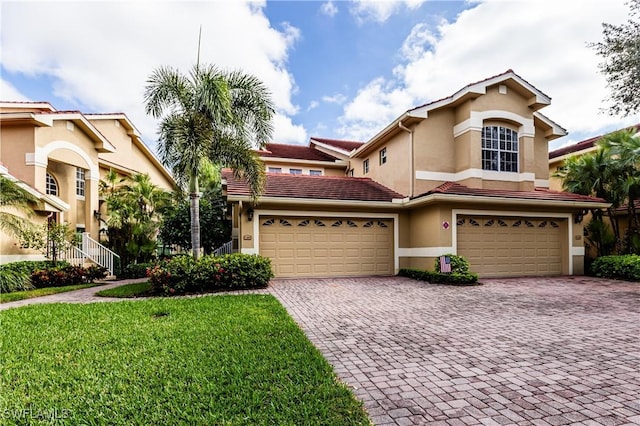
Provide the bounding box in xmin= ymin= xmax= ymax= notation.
xmin=262 ymin=161 xmax=344 ymax=177
xmin=0 ymin=126 xmax=35 ymax=185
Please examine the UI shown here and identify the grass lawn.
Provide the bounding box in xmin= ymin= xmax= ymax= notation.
xmin=95 ymin=281 xmax=151 ymax=298
xmin=0 ymin=283 xmax=100 ymax=303
xmin=0 ymin=296 xmax=370 ymax=425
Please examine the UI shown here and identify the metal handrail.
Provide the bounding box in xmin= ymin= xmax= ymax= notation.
xmin=212 ymin=241 xmax=234 ymax=257
xmin=82 ymin=233 xmax=120 ymax=275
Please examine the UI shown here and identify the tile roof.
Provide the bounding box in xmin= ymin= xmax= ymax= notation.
xmin=549 ymin=123 xmax=640 ymax=159
xmin=415 ymin=181 xmax=606 ymax=203
xmin=257 ymin=143 xmax=340 ymax=162
xmin=223 ymin=169 xmax=403 ymax=202
xmin=311 ymin=137 xmax=364 ymax=152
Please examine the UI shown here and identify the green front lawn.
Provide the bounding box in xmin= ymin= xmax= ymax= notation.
xmin=0 ymin=296 xmax=370 ymax=425
xmin=95 ymin=281 xmax=151 ymax=298
xmin=0 ymin=283 xmax=100 ymax=303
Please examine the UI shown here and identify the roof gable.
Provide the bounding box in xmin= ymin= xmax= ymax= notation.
xmin=257 ymin=143 xmax=340 ymax=162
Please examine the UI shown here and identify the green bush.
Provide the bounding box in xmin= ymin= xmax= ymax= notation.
xmin=121 ymin=262 xmax=157 ymax=279
xmin=399 ymin=268 xmax=479 ymax=285
xmin=590 ymin=254 xmax=640 ymax=281
xmin=30 ymin=265 xmax=108 ymax=288
xmin=148 ymin=254 xmax=273 ymax=296
xmin=0 ymin=260 xmax=69 ymax=276
xmin=0 ymin=269 xmax=34 ymax=293
xmin=434 ymin=254 xmax=470 ymax=273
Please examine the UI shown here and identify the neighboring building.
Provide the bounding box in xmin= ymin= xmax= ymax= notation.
xmin=225 ymin=70 xmax=608 ymax=278
xmin=0 ymin=101 xmax=175 ymax=266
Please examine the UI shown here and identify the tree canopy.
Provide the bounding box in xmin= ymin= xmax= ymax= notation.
xmin=590 ymin=0 xmax=640 ymax=116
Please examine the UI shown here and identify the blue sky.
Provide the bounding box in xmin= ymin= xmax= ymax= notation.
xmin=1 ymin=0 xmax=635 ymax=152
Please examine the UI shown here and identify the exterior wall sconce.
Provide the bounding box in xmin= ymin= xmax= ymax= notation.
xmin=574 ymin=210 xmax=587 ymax=224
xmin=93 ymin=210 xmax=102 ymax=221
xmin=247 ymin=208 xmax=254 ymax=222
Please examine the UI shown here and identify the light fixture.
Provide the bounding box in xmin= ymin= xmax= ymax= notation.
xmin=247 ymin=208 xmax=254 ymax=222
xmin=93 ymin=210 xmax=102 ymax=221
xmin=574 ymin=210 xmax=587 ymax=224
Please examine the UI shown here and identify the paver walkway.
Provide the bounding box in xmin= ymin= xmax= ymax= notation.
xmin=269 ymin=276 xmax=640 ymax=426
xmin=0 ymin=278 xmax=148 ymax=310
xmin=2 ymin=275 xmax=639 ymax=425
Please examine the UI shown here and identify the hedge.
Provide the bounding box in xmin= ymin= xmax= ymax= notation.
xmin=30 ymin=265 xmax=108 ymax=288
xmin=590 ymin=254 xmax=640 ymax=281
xmin=399 ymin=268 xmax=479 ymax=285
xmin=147 ymin=253 xmax=273 ymax=296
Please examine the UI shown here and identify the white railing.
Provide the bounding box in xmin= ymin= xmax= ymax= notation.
xmin=212 ymin=241 xmax=234 ymax=257
xmin=81 ymin=233 xmax=120 ymax=276
xmin=49 ymin=242 xmax=90 ymax=267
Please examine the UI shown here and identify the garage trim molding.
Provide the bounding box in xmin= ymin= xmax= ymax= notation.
xmin=452 ymin=209 xmax=574 ymax=274
xmin=243 ymin=209 xmax=400 ymax=273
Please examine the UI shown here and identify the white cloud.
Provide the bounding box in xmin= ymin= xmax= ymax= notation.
xmin=338 ymin=0 xmax=634 ymax=144
xmin=0 ymin=79 xmax=30 ymax=101
xmin=1 ymin=1 xmax=301 ymax=149
xmin=307 ymin=100 xmax=320 ymax=111
xmin=272 ymin=113 xmax=308 ymax=145
xmin=320 ymin=1 xmax=338 ymax=17
xmin=350 ymin=0 xmax=426 ymax=24
xmin=321 ymin=93 xmax=347 ymax=105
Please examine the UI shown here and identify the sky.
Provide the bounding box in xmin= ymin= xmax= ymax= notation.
xmin=1 ymin=0 xmax=636 ymax=153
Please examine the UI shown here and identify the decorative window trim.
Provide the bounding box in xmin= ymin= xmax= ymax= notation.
xmin=46 ymin=172 xmax=58 ymax=196
xmin=481 ymin=125 xmax=519 ymax=173
xmin=379 ymin=147 xmax=387 ymax=165
xmin=76 ymin=168 xmax=86 ymax=197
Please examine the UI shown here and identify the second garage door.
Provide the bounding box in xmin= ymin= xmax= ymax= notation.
xmin=457 ymin=216 xmax=566 ymax=277
xmin=259 ymin=216 xmax=393 ymax=278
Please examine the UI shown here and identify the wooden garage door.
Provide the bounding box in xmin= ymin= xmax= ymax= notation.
xmin=259 ymin=217 xmax=393 ymax=278
xmin=457 ymin=216 xmax=565 ymax=277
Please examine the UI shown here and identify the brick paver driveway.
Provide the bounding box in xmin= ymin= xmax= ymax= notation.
xmin=269 ymin=276 xmax=640 ymax=425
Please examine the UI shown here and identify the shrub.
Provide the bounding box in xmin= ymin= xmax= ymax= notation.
xmin=121 ymin=262 xmax=157 ymax=279
xmin=400 ymin=255 xmax=478 ymax=285
xmin=0 ymin=269 xmax=34 ymax=293
xmin=399 ymin=268 xmax=479 ymax=285
xmin=590 ymin=254 xmax=640 ymax=281
xmin=30 ymin=265 xmax=108 ymax=288
xmin=147 ymin=254 xmax=273 ymax=296
xmin=0 ymin=260 xmax=69 ymax=276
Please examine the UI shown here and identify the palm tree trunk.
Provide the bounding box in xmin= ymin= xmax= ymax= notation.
xmin=189 ymin=175 xmax=201 ymax=259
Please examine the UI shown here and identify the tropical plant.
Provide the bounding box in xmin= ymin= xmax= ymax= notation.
xmin=144 ymin=63 xmax=275 ymax=259
xmin=18 ymin=222 xmax=75 ymax=265
xmin=590 ymin=0 xmax=640 ymax=117
xmin=99 ymin=171 xmax=171 ymax=267
xmin=0 ymin=175 xmax=38 ymax=238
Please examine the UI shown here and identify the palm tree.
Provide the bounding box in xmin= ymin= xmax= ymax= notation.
xmin=598 ymin=129 xmax=640 ymax=249
xmin=0 ymin=175 xmax=38 ymax=238
xmin=144 ymin=64 xmax=274 ymax=259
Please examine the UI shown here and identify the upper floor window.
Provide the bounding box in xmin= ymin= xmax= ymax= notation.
xmin=481 ymin=126 xmax=518 ymax=172
xmin=76 ymin=168 xmax=86 ymax=197
xmin=289 ymin=168 xmax=302 ymax=175
xmin=363 ymin=159 xmax=370 ymax=174
xmin=268 ymin=167 xmax=282 ymax=173
xmin=309 ymin=170 xmax=322 ymax=176
xmin=46 ymin=172 xmax=58 ymax=196
xmin=379 ymin=147 xmax=387 ymax=165
xmin=348 ymin=169 xmax=354 ymax=177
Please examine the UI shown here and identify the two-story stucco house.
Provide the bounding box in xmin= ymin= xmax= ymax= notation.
xmin=0 ymin=101 xmax=175 ymax=269
xmin=224 ymin=70 xmax=608 ymax=278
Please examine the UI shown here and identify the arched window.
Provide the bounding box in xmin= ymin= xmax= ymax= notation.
xmin=481 ymin=126 xmax=518 ymax=172
xmin=46 ymin=172 xmax=58 ymax=196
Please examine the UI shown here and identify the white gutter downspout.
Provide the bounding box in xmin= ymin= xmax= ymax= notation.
xmin=398 ymin=120 xmax=414 ymax=197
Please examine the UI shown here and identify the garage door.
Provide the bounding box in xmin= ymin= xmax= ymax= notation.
xmin=457 ymin=216 xmax=565 ymax=277
xmin=259 ymin=216 xmax=393 ymax=277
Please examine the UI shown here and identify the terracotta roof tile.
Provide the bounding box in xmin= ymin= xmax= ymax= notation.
xmin=257 ymin=143 xmax=339 ymax=162
xmin=549 ymin=123 xmax=640 ymax=159
xmin=415 ymin=181 xmax=606 ymax=203
xmin=311 ymin=137 xmax=364 ymax=151
xmin=223 ymin=169 xmax=403 ymax=202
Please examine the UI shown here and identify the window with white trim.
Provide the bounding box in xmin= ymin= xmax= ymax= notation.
xmin=46 ymin=172 xmax=58 ymax=196
xmin=289 ymin=168 xmax=302 ymax=175
xmin=268 ymin=167 xmax=282 ymax=173
xmin=481 ymin=125 xmax=518 ymax=172
xmin=379 ymin=147 xmax=387 ymax=165
xmin=309 ymin=170 xmax=322 ymax=176
xmin=363 ymin=159 xmax=369 ymax=174
xmin=76 ymin=168 xmax=85 ymax=197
